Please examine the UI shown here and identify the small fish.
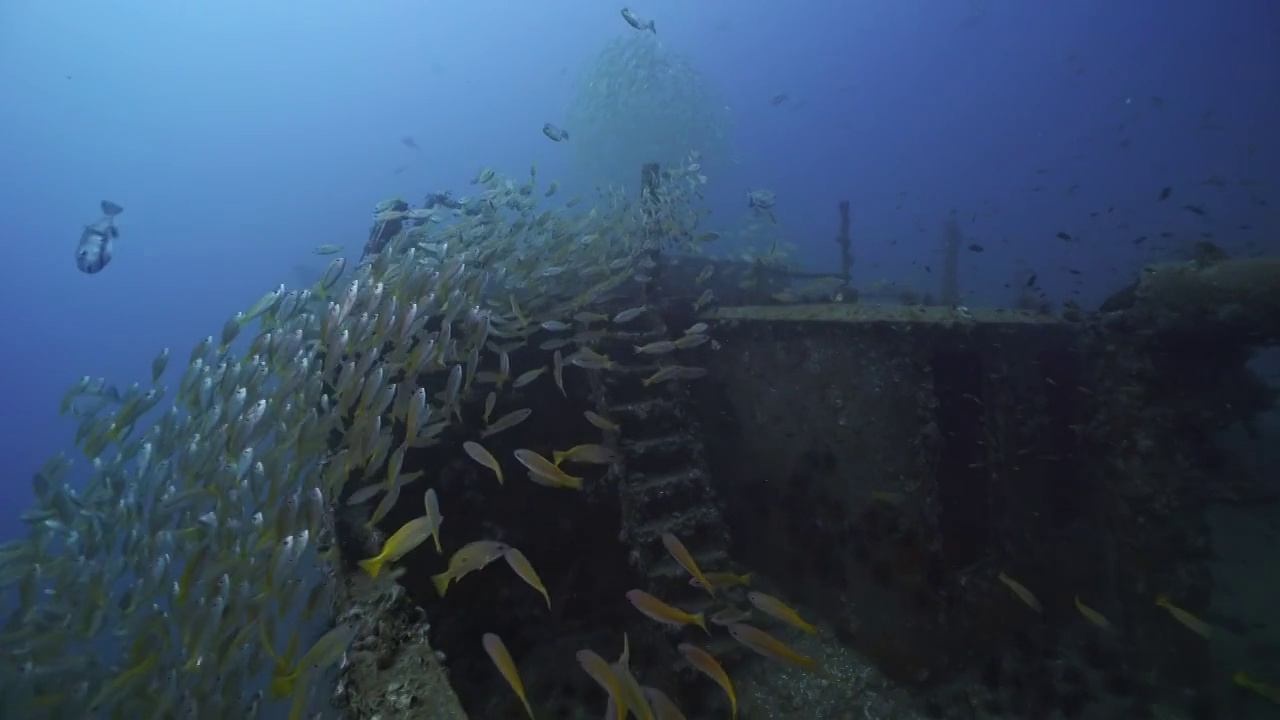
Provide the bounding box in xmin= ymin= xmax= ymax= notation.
xmin=401 ymin=136 xmax=420 ymax=151
xmin=620 ymin=8 xmax=656 ymax=33
xmin=75 ymin=200 xmax=124 ymax=274
xmin=626 ymin=589 xmax=708 ymax=633
xmin=662 ymin=533 xmax=714 ymax=596
xmin=358 ymin=515 xmax=434 ymax=577
xmin=967 ymin=243 xmax=984 ymax=252
xmin=483 ymin=408 xmax=533 ymax=438
xmin=1155 ymin=594 xmax=1213 ymax=638
xmin=577 ymin=650 xmax=627 ymax=720
xmin=746 ymin=189 xmax=776 ymax=210
xmin=678 ymin=644 xmax=737 ymax=719
xmin=1182 ymin=203 xmax=1208 ymax=216
xmin=747 ymin=591 xmax=816 ymax=634
xmin=503 ymin=546 xmax=550 ymax=609
xmin=553 ymin=443 xmax=621 ymax=466
xmin=482 ymin=634 xmax=536 ymax=720
xmin=584 ymin=410 xmax=619 ymax=433
xmin=514 ymin=449 xmax=584 ymax=490
xmin=542 ymin=123 xmax=570 ymax=142
xmin=634 ymin=340 xmax=677 ymax=355
xmin=552 ymin=350 xmax=565 ymax=396
xmin=463 ymin=441 xmax=503 ymax=485
xmin=673 ymin=334 xmax=709 ymax=349
xmin=1074 ymin=595 xmax=1112 ymax=629
xmin=691 ymin=571 xmax=752 ymax=592
xmin=312 ymin=243 xmax=343 ymax=255
xmin=770 ymin=93 xmax=788 ymax=106
xmin=642 ymin=687 xmax=687 ymax=720
xmin=1158 ymin=186 xmax=1172 ymax=200
xmin=612 ymin=305 xmax=648 ymax=324
xmin=1055 ymin=231 xmax=1072 ymax=241
xmin=1026 ymin=273 xmax=1038 ymax=287
xmin=727 ymin=623 xmax=824 ymax=675
xmin=710 ymin=606 xmax=753 ymax=626
xmin=513 ymin=367 xmax=547 ymax=388
xmin=643 ymin=365 xmax=707 ymax=387
xmin=431 ymin=540 xmax=509 ymax=596
xmin=997 ymin=572 xmax=1043 ymax=612
xmin=423 ymin=488 xmax=444 ymax=553
xmin=1233 ymin=671 xmax=1280 ymax=704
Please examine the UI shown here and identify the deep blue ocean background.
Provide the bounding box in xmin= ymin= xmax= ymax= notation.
xmin=0 ymin=2 xmax=1277 ymax=714
xmin=4 ymin=1 xmax=1276 ymax=522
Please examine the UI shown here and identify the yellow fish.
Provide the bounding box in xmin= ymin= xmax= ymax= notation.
xmin=691 ymin=571 xmax=752 ymax=591
xmin=747 ymin=591 xmax=816 ymax=634
xmin=422 ymin=488 xmax=443 ymax=554
xmin=678 ymin=643 xmax=737 ymax=719
xmin=661 ymin=532 xmax=714 ymax=596
xmin=482 ymin=633 xmax=536 ymax=720
xmin=358 ymin=515 xmax=434 ymax=577
xmin=642 ymin=687 xmax=688 ymax=720
xmin=610 ymin=634 xmax=654 ymax=720
xmin=1074 ymin=595 xmax=1112 ymax=629
xmin=1155 ymin=594 xmax=1213 ymax=638
xmin=553 ymin=443 xmax=621 ymax=466
xmin=463 ymin=440 xmax=503 ymax=484
xmin=1233 ymin=671 xmax=1280 ymax=703
xmin=267 ymin=622 xmax=357 ymax=702
xmin=626 ymin=589 xmax=708 ymax=633
xmin=584 ymin=410 xmax=620 ymax=432
xmin=577 ymin=649 xmax=627 ymax=720
xmin=997 ymin=572 xmax=1043 ymax=612
xmin=503 ymin=546 xmax=550 ymax=609
xmin=727 ymin=623 xmax=826 ymax=676
xmin=514 ymin=448 xmax=583 ymax=490
xmin=431 ymin=540 xmax=509 ymax=596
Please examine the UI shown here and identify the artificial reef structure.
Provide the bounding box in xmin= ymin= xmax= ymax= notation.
xmin=325 ymin=192 xmax=1280 ymax=719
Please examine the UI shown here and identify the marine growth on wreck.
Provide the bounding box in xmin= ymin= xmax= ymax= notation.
xmin=4 ymin=146 xmax=1280 ymax=720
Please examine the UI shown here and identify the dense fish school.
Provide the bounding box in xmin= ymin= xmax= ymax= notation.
xmin=0 ymin=156 xmax=740 ymax=719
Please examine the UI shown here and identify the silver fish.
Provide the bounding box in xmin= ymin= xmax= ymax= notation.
xmin=621 ymin=8 xmax=656 ymax=33
xmin=75 ymin=200 xmax=124 ymax=274
xmin=746 ymin=189 xmax=775 ymax=210
xmin=542 ymin=123 xmax=570 ymax=142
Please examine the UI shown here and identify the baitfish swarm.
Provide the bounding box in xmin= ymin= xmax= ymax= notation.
xmin=0 ymin=155 xmax=723 ymax=719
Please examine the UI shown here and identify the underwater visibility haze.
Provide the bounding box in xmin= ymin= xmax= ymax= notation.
xmin=1 ymin=0 xmax=1278 ymax=718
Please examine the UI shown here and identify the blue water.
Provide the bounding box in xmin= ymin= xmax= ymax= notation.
xmin=1 ymin=0 xmax=1276 ymax=713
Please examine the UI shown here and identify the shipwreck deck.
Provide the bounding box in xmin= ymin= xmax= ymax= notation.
xmin=701 ymin=302 xmax=1063 ymax=326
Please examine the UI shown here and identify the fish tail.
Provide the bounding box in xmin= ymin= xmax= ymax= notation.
xmin=432 ymin=571 xmax=452 ymax=597
xmin=565 ymin=475 xmax=584 ymax=491
xmin=693 ymin=612 xmax=709 ymax=635
xmin=431 ymin=531 xmax=442 ymax=554
xmin=357 ymin=555 xmax=384 ymax=578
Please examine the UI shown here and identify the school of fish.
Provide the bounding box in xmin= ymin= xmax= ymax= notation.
xmin=0 ymin=152 xmax=812 ymax=719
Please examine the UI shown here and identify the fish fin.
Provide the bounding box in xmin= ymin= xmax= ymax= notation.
xmin=101 ymin=200 xmax=123 ymax=217
xmin=357 ymin=555 xmax=383 ymax=578
xmin=432 ymin=571 xmax=451 ymax=597
xmin=648 ymin=21 xmax=656 ymax=33
xmin=693 ymin=612 xmax=709 ymax=634
xmin=109 ymin=225 xmax=119 ymax=238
